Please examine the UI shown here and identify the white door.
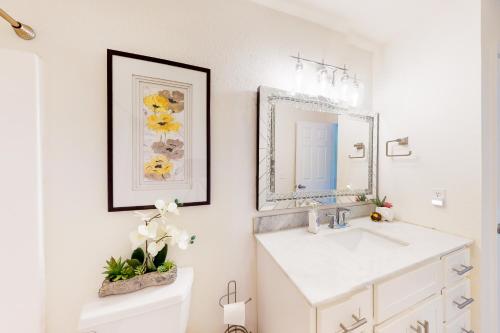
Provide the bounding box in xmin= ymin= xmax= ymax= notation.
xmin=295 ymin=121 xmax=333 ymax=191
xmin=375 ymin=295 xmax=443 ymax=333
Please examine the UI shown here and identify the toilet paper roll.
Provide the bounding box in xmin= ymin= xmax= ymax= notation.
xmin=223 ymin=302 xmax=246 ymax=326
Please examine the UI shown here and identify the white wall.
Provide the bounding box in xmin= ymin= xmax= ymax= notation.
xmin=0 ymin=1 xmax=372 ymax=332
xmin=0 ymin=49 xmax=44 ymax=333
xmin=373 ymin=0 xmax=497 ymax=330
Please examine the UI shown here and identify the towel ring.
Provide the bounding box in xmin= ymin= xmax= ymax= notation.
xmin=386 ymin=137 xmax=412 ymax=157
xmin=348 ymin=142 xmax=365 ymax=159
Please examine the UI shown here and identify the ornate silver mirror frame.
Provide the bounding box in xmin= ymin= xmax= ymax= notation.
xmin=257 ymin=86 xmax=379 ymax=211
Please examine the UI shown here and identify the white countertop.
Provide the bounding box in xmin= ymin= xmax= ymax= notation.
xmin=255 ymin=217 xmax=472 ymax=307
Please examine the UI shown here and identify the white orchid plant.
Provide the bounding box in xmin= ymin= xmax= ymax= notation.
xmin=130 ymin=199 xmax=195 ymax=266
xmin=102 ymin=199 xmax=195 ymax=283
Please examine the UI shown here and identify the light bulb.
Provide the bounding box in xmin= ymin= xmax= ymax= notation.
xmin=329 ymin=70 xmax=340 ymax=102
xmin=339 ymin=71 xmax=352 ymax=105
xmin=349 ymin=76 xmax=364 ymax=108
xmin=318 ymin=65 xmax=328 ymax=96
xmin=294 ymin=58 xmax=303 ymax=93
xmin=350 ymin=78 xmax=359 ymax=107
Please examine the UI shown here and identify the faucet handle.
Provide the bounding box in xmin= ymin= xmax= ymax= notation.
xmin=326 ymin=212 xmax=338 ymax=229
xmin=339 ymin=210 xmax=351 ymax=226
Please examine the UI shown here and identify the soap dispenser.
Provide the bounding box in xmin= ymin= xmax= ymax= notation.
xmin=307 ymin=201 xmax=320 ymax=234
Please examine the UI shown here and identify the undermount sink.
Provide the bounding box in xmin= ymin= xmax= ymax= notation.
xmin=325 ymin=228 xmax=408 ymax=254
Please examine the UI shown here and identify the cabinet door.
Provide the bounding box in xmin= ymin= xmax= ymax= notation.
xmin=375 ymin=295 xmax=443 ymax=333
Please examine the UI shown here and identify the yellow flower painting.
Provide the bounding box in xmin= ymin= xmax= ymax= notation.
xmin=146 ymin=113 xmax=181 ymax=133
xmin=142 ymin=86 xmax=187 ymax=183
xmin=144 ymin=155 xmax=173 ymax=180
xmin=143 ymin=94 xmax=169 ymax=113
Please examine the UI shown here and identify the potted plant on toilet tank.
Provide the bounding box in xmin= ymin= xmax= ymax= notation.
xmin=99 ymin=199 xmax=195 ymax=297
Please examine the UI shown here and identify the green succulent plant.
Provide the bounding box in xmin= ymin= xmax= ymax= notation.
xmin=103 ymin=257 xmax=135 ymax=282
xmin=134 ymin=264 xmax=146 ymax=276
xmin=356 ymin=193 xmax=367 ymax=202
xmin=157 ymin=260 xmax=175 ymax=273
xmin=370 ymin=195 xmax=387 ymax=208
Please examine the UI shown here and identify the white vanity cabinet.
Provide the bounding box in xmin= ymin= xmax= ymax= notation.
xmin=257 ymin=243 xmax=474 ymax=333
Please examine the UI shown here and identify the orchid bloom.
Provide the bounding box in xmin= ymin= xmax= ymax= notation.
xmin=175 ymin=230 xmax=191 ymax=250
xmin=147 ymin=240 xmax=166 ymax=257
xmin=128 ymin=220 xmax=159 ymax=249
xmin=129 ymin=230 xmax=147 ymax=249
xmin=155 ymin=199 xmax=180 ymax=219
xmin=130 ymin=199 xmax=194 ymax=258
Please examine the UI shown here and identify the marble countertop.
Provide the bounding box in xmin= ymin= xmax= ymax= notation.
xmin=255 ymin=217 xmax=473 ymax=307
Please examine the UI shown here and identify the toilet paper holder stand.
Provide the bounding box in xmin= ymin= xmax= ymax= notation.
xmin=218 ymin=280 xmax=252 ymax=333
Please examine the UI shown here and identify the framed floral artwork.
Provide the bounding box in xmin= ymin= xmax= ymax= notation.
xmin=107 ymin=49 xmax=210 ymax=211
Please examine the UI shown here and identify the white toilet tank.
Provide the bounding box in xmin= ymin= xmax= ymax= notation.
xmin=79 ymin=267 xmax=193 ymax=333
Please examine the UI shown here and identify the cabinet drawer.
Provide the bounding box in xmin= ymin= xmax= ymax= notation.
xmin=443 ymin=278 xmax=473 ymax=322
xmin=374 ymin=295 xmax=443 ymax=333
xmin=374 ymin=260 xmax=443 ymax=323
xmin=317 ymin=287 xmax=373 ymax=333
xmin=443 ymin=248 xmax=472 ymax=287
xmin=444 ymin=310 xmax=473 ymax=333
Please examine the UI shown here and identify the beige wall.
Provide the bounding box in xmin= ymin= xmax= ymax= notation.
xmin=0 ymin=1 xmax=372 ymax=332
xmin=373 ymin=0 xmax=488 ymax=330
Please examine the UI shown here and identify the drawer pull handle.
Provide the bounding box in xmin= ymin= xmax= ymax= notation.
xmin=339 ymin=314 xmax=367 ymax=332
xmin=418 ymin=320 xmax=429 ymax=333
xmin=461 ymin=328 xmax=474 ymax=333
xmin=411 ymin=320 xmax=429 ymax=333
xmin=454 ymin=296 xmax=474 ymax=309
xmin=410 ymin=325 xmax=422 ymax=333
xmin=453 ymin=264 xmax=473 ymax=276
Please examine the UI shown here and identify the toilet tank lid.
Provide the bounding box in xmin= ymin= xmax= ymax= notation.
xmin=79 ymin=267 xmax=193 ymax=331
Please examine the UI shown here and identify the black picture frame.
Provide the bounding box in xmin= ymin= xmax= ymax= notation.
xmin=107 ymin=49 xmax=211 ymax=212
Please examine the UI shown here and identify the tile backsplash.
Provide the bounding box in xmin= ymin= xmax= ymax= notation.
xmin=254 ymin=203 xmax=375 ymax=234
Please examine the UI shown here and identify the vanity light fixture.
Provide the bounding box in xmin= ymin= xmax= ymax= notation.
xmin=291 ymin=53 xmax=362 ymax=107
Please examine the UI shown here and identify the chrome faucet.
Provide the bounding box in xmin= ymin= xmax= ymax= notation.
xmin=326 ymin=207 xmax=351 ymax=229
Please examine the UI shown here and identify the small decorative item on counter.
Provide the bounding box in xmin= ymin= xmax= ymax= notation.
xmin=99 ymin=199 xmax=195 ymax=297
xmin=370 ymin=211 xmax=382 ymax=222
xmin=370 ymin=195 xmax=394 ymax=222
xmin=306 ymin=200 xmax=320 ymax=234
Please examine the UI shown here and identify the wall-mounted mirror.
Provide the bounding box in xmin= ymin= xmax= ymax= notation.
xmin=257 ymin=86 xmax=378 ymax=211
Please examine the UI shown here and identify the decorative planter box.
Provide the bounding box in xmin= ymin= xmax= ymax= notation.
xmin=99 ymin=266 xmax=177 ymax=297
xmin=375 ymin=207 xmax=395 ymax=222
